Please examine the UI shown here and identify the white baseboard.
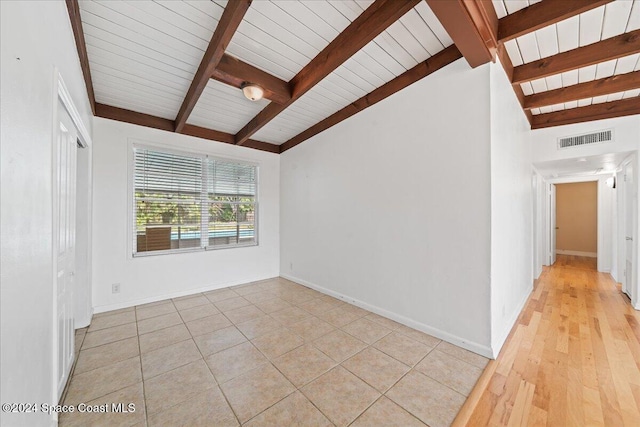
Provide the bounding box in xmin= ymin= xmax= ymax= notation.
xmin=92 ymin=276 xmax=279 ymax=314
xmin=280 ymin=273 xmax=494 ymax=359
xmin=556 ymin=249 xmax=597 ymax=257
xmin=491 ymin=285 xmax=532 ymax=358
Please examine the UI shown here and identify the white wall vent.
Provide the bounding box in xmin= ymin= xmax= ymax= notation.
xmin=557 ymin=129 xmax=613 ymax=149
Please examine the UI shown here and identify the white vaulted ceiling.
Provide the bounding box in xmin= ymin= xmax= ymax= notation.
xmin=74 ymin=0 xmax=640 ymax=149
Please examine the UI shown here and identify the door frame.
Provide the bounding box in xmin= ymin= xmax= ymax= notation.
xmin=51 ymin=70 xmax=92 ymax=406
xmin=543 ymin=176 xmax=612 ymax=273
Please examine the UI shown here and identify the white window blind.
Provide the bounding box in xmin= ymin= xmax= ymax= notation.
xmin=133 ymin=146 xmax=257 ymax=255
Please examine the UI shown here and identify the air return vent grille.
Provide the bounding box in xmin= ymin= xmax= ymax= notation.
xmin=557 ymin=129 xmax=613 ymax=149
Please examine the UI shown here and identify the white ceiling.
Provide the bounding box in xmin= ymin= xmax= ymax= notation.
xmin=534 ymin=151 xmax=633 ymax=178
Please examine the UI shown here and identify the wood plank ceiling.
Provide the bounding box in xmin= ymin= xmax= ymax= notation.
xmin=67 ymin=0 xmax=640 ymax=154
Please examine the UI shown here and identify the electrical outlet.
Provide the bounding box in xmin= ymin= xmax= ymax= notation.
xmin=112 ymin=283 xmax=121 ymax=294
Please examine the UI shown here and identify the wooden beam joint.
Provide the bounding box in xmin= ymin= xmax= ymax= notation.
xmin=211 ymin=54 xmax=292 ymax=104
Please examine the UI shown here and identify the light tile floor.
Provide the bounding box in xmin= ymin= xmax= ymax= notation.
xmin=61 ymin=277 xmax=488 ymax=427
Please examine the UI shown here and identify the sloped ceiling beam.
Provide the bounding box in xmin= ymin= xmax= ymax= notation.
xmin=425 ymin=0 xmax=498 ymax=68
xmin=174 ymin=0 xmax=252 ymax=133
xmin=512 ymin=30 xmax=640 ymax=84
xmin=280 ymin=45 xmax=463 ymax=153
xmin=66 ymin=0 xmax=95 ymax=115
xmin=211 ymin=54 xmax=292 ymax=104
xmin=531 ymin=97 xmax=640 ymax=128
xmin=524 ymin=71 xmax=640 ymax=110
xmin=234 ymin=0 xmax=422 ymax=146
xmin=498 ymin=0 xmax=613 ymax=42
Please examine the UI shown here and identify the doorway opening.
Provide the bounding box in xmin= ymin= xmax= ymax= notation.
xmin=554 ymin=181 xmax=598 ymax=263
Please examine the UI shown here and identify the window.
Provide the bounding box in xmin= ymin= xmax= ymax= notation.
xmin=133 ymin=146 xmax=257 ymax=255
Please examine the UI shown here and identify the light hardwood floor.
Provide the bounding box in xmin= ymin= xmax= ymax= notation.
xmin=456 ymin=255 xmax=640 ymax=426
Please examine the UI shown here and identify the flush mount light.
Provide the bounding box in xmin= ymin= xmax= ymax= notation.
xmin=241 ymin=83 xmax=264 ymax=101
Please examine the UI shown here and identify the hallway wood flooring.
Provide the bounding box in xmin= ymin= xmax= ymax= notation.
xmin=456 ymin=255 xmax=640 ymax=426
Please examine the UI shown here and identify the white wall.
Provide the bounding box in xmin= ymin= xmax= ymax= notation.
xmin=532 ymin=115 xmax=639 ymax=163
xmin=91 ymin=118 xmax=280 ymax=312
xmin=488 ymin=61 xmax=534 ymax=356
xmin=0 ymin=1 xmax=94 ymax=426
xmin=280 ymin=59 xmax=494 ymax=356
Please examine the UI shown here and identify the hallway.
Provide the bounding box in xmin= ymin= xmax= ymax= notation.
xmin=459 ymin=255 xmax=640 ymax=426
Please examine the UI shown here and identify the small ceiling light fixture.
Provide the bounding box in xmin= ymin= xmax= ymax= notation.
xmin=241 ymin=83 xmax=264 ymax=101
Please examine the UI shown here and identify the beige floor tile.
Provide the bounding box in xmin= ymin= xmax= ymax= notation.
xmin=185 ymin=313 xmax=232 ymax=337
xmin=141 ymin=339 xmax=202 ymax=380
xmin=414 ymin=349 xmax=483 ymax=396
xmin=436 ymin=340 xmax=489 ymax=369
xmin=147 ymin=385 xmax=238 ymax=427
xmin=342 ymin=347 xmax=409 ymax=392
xmin=138 ymin=324 xmax=191 ymax=354
xmin=179 ymin=303 xmax=220 ymax=323
xmin=251 ymin=329 xmax=304 ymax=359
xmin=341 ymin=305 xmax=370 ymax=318
xmin=219 ymin=364 xmax=296 ymax=423
xmin=59 ymin=382 xmax=145 ymax=427
xmin=137 ymin=312 xmax=183 ymax=335
xmin=244 ymin=391 xmax=332 ymax=427
xmin=298 ymin=298 xmax=338 ymax=316
xmin=136 ymin=300 xmax=170 ymax=309
xmin=75 ymin=337 xmax=139 ymax=374
xmin=232 ymin=283 xmax=264 ymax=296
xmin=204 ymin=289 xmax=240 ymax=302
xmin=350 ymin=396 xmax=426 ymax=427
xmin=88 ymin=310 xmax=136 ymax=332
xmin=214 ymin=296 xmax=252 ymax=312
xmin=373 ymin=332 xmax=433 ymax=366
xmin=193 ymin=326 xmax=247 ymax=356
xmin=273 ymin=344 xmax=336 ymax=387
xmin=93 ymin=307 xmax=134 ymax=318
xmin=396 ymin=325 xmax=442 ymax=348
xmin=243 ymin=290 xmax=277 ymax=304
xmin=252 ymin=298 xmax=292 ymax=314
xmin=136 ymin=301 xmax=176 ymax=321
xmin=64 ymin=357 xmax=142 ymax=405
xmin=205 ymin=342 xmax=268 ymax=383
xmin=270 ymin=306 xmax=312 ymax=325
xmin=173 ymin=295 xmax=209 ymax=311
xmin=286 ymin=316 xmax=335 ymax=341
xmin=364 ymin=313 xmax=403 ymax=330
xmin=342 ymin=318 xmax=391 ymax=344
xmin=281 ymin=293 xmax=317 ymax=306
xmin=318 ymin=306 xmax=364 ymax=328
xmin=144 ymin=359 xmax=217 ymax=414
xmin=82 ymin=323 xmax=138 ymax=349
xmin=224 ymin=305 xmax=265 ymax=324
xmin=313 ymin=330 xmax=367 ymax=362
xmin=235 ymin=315 xmax=281 ymax=340
xmin=301 ymin=366 xmax=380 ymax=427
xmin=386 ymin=370 xmax=465 ymax=427
xmin=316 ymin=295 xmax=345 ymax=309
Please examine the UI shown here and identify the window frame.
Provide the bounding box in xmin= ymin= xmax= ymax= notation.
xmin=129 ymin=141 xmax=259 ymax=258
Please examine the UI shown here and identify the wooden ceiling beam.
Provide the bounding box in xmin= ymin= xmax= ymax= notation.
xmin=498 ymin=0 xmax=613 ymax=42
xmin=95 ymin=103 xmax=279 ymax=153
xmin=531 ymin=97 xmax=640 ymax=129
xmin=234 ymin=0 xmax=422 ymax=146
xmin=524 ymin=71 xmax=640 ymax=110
xmin=280 ymin=45 xmax=463 ymax=153
xmin=211 ymin=54 xmax=291 ymax=104
xmin=512 ymin=30 xmax=640 ymax=84
xmin=425 ymin=0 xmax=498 ymax=68
xmin=174 ymin=0 xmax=251 ymax=133
xmin=65 ymin=0 xmax=95 ymax=115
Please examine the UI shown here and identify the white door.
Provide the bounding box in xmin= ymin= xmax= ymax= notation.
xmin=550 ymin=183 xmax=557 ymax=265
xmin=624 ymin=162 xmax=635 ymax=298
xmin=54 ymin=103 xmax=78 ymax=400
